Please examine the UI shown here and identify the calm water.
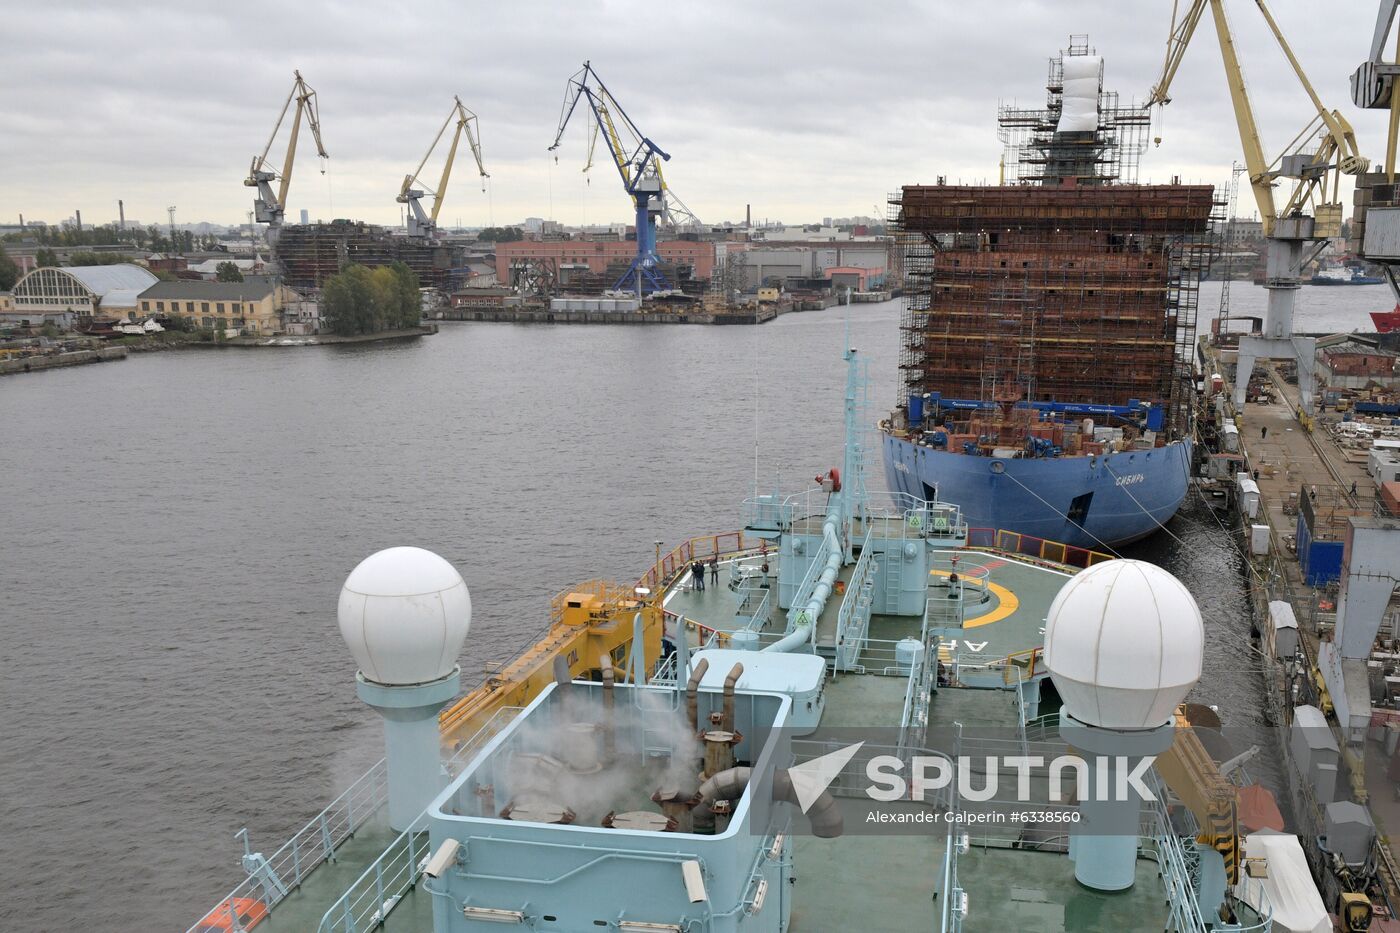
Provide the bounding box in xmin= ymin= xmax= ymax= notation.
xmin=0 ymin=284 xmax=1381 ymax=928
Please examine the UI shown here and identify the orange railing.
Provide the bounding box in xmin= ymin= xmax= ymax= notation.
xmin=634 ymin=531 xmax=767 ymax=594
xmin=966 ymin=528 xmax=1114 ymax=569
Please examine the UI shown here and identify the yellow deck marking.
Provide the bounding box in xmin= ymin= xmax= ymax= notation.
xmin=929 ymin=569 xmax=1019 ymax=627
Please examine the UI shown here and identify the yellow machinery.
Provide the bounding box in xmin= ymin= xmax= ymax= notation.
xmin=244 ymin=70 xmax=328 ymax=236
xmin=1146 ymin=1 xmax=1370 ymax=416
xmin=1147 ymin=0 xmax=1367 ymax=240
xmin=397 ymin=96 xmax=487 ymax=239
xmin=437 ymin=579 xmax=662 ymax=748
xmin=1155 ymin=707 xmax=1243 ymax=886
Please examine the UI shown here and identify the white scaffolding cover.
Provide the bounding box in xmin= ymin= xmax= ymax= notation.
xmin=1056 ymin=56 xmax=1102 ymax=133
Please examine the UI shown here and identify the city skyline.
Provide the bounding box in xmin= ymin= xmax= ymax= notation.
xmin=2 ymin=1 xmax=1385 ymax=230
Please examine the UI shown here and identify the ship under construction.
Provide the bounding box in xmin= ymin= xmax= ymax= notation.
xmin=882 ymin=37 xmax=1222 ymax=549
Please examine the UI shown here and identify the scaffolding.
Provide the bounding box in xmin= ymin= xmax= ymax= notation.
xmin=996 ymin=36 xmax=1150 ymax=186
xmin=891 ymin=183 xmax=1218 ymax=444
xmin=274 ymin=221 xmax=463 ymax=291
xmin=891 ymin=38 xmax=1219 ymax=449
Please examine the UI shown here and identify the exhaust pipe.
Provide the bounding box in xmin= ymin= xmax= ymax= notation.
xmin=553 ymin=655 xmax=572 ymax=716
xmin=686 ymin=657 xmax=710 ymax=732
xmin=722 ymin=663 xmax=744 ymax=733
xmin=600 ymin=653 xmax=616 ymax=759
xmin=697 ymin=766 xmax=843 ymax=838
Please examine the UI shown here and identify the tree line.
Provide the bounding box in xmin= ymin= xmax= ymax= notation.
xmin=2 ymin=221 xmax=223 ymax=254
xmin=320 ymin=262 xmax=421 ymax=336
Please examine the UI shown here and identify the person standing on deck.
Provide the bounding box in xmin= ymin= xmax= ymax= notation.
xmin=709 ymin=556 xmax=719 ymax=587
xmin=1261 ymin=426 xmax=1268 ymax=440
xmin=691 ymin=560 xmax=706 ymax=592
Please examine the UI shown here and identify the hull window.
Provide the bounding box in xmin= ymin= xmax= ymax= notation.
xmin=922 ymin=481 xmax=939 ymax=502
xmin=1068 ymin=492 xmax=1093 ymax=524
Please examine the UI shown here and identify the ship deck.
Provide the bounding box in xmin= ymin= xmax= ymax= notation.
xmin=193 ymin=546 xmax=1182 ymax=933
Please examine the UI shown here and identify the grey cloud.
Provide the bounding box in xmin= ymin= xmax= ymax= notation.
xmin=1 ymin=0 xmax=1387 ymax=227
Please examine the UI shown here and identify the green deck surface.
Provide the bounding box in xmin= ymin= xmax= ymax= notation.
xmin=958 ymin=847 xmax=1169 ymax=932
xmin=253 ymin=815 xmax=433 ymax=933
xmin=243 ymin=545 xmax=1185 ymax=933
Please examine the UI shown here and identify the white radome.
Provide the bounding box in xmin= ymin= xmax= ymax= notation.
xmin=337 ymin=546 xmax=471 ymax=686
xmin=1043 ymin=559 xmax=1203 ymax=730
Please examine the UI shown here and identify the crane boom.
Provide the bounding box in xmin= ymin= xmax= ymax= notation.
xmin=398 ymin=97 xmax=487 ymax=238
xmin=1146 ymin=0 xmax=1369 ymax=417
xmin=550 ymin=61 xmax=700 ymax=294
xmin=245 ymin=70 xmax=327 ymax=238
xmin=1147 ymin=0 xmax=1365 ymax=237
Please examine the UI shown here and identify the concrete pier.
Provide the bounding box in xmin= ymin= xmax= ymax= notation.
xmin=1207 ymin=342 xmax=1400 ymax=895
xmin=0 ymin=345 xmax=127 ymax=376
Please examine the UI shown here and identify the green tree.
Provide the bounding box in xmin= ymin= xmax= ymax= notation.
xmin=388 ymin=261 xmax=421 ymax=328
xmin=215 ymin=261 xmax=244 ymax=283
xmin=35 ymin=247 xmax=59 ymax=268
xmin=319 ymin=262 xmax=422 ymax=335
xmin=0 ymin=246 xmax=18 ymax=291
xmin=68 ymin=252 xmax=134 ymax=266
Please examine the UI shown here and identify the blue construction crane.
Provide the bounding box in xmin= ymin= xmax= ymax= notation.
xmin=549 ymin=62 xmax=700 ymax=295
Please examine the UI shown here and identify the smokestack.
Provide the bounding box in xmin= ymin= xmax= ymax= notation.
xmin=74 ymin=210 xmax=82 ymax=232
xmin=746 ymin=204 xmax=751 ymax=228
xmin=18 ymin=214 xmax=24 ymax=229
xmin=118 ymin=200 xmax=126 ymax=232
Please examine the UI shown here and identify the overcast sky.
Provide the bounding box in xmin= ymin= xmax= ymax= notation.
xmin=2 ymin=0 xmax=1391 ymax=229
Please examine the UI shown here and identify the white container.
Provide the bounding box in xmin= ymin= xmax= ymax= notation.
xmin=895 ymin=637 xmax=924 ymax=675
xmin=1249 ymin=523 xmax=1271 ymax=555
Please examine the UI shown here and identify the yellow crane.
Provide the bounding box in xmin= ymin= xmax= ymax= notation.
xmin=244 ymin=70 xmax=328 ymax=241
xmin=1146 ymin=0 xmax=1368 ymax=414
xmin=398 ymin=96 xmax=488 ymax=239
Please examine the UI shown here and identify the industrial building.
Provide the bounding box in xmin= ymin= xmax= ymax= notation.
xmin=137 ymin=279 xmax=288 ymax=335
xmin=494 ymin=239 xmax=715 ymax=287
xmin=727 ymin=242 xmax=889 ymax=291
xmin=6 ymin=263 xmax=158 ymax=329
xmin=1316 ymin=335 xmax=1400 ymax=390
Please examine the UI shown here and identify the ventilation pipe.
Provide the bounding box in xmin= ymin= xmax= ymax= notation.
xmin=553 ymin=655 xmax=572 ymax=717
xmin=686 ymin=658 xmax=710 ymax=732
xmin=765 ymin=494 xmax=844 ymax=653
xmin=599 ymin=653 xmax=616 ymax=759
xmin=722 ymin=663 xmax=744 ymax=733
xmin=697 ymin=766 xmax=843 ymax=838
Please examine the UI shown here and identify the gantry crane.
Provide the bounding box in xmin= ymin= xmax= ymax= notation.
xmin=245 ymin=70 xmax=328 ymax=243
xmin=1352 ymin=1 xmax=1400 ymax=327
xmin=1147 ymin=1 xmax=1369 ymax=413
xmin=398 ymin=96 xmax=488 ymax=240
xmin=549 ymin=62 xmax=701 ymax=295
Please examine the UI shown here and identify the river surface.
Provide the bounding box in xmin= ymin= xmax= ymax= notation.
xmin=0 ymin=283 xmax=1384 ymax=929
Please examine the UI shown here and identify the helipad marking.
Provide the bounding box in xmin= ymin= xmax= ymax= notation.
xmin=928 ymin=569 xmax=1019 ymax=627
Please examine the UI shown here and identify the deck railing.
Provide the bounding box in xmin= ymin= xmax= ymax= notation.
xmin=316 ymin=707 xmax=523 ymax=933
xmin=187 ymin=762 xmax=390 ymax=933
xmin=965 ymin=527 xmax=1114 ymax=568
xmin=634 ymin=531 xmax=766 ymax=595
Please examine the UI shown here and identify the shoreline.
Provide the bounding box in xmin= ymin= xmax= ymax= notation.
xmin=122 ymin=323 xmax=437 ymax=352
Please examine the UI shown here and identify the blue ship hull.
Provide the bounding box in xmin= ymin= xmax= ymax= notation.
xmin=882 ymin=432 xmax=1192 ymax=549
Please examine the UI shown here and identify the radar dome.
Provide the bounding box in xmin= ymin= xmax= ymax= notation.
xmin=338 ymin=547 xmax=471 ymax=686
xmin=1043 ymin=559 xmax=1202 ymax=730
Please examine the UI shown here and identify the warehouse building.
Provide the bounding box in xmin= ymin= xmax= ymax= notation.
xmin=5 ymin=263 xmax=158 ymax=329
xmin=137 ymin=280 xmax=286 ymax=335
